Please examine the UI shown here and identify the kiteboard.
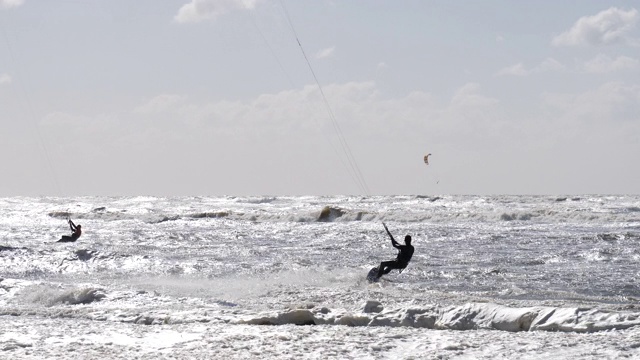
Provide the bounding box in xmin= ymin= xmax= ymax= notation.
xmin=366 ymin=266 xmax=380 ymax=283
xmin=57 ymin=236 xmax=77 ymax=243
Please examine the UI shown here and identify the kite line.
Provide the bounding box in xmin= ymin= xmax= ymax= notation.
xmin=0 ymin=17 xmax=62 ymax=195
xmin=278 ymin=0 xmax=371 ymax=195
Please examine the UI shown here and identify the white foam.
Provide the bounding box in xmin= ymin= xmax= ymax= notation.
xmin=236 ymin=302 xmax=640 ymax=333
xmin=2 ymin=195 xmax=640 ymax=358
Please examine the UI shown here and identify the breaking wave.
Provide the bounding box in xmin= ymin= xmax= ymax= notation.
xmin=237 ymin=301 xmax=640 ymax=333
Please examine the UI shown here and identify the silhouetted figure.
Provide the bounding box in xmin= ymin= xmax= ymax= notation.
xmin=58 ymin=219 xmax=82 ymax=243
xmin=376 ymin=223 xmax=414 ymax=279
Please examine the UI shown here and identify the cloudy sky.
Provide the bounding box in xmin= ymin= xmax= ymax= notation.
xmin=1 ymin=1 xmax=639 ymax=196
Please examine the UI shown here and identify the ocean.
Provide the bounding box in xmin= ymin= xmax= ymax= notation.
xmin=1 ymin=195 xmax=640 ymax=359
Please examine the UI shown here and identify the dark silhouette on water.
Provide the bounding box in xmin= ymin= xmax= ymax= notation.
xmin=374 ymin=223 xmax=414 ymax=279
xmin=58 ymin=219 xmax=82 ymax=242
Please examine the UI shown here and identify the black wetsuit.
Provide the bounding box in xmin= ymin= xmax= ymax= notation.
xmin=377 ymin=226 xmax=414 ymax=278
xmin=58 ymin=220 xmax=81 ymax=243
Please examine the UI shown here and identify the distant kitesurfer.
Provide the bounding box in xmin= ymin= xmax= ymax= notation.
xmin=58 ymin=219 xmax=82 ymax=243
xmin=376 ymin=223 xmax=414 ymax=279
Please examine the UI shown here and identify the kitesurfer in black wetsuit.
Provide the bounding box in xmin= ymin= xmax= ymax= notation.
xmin=58 ymin=219 xmax=82 ymax=242
xmin=376 ymin=223 xmax=414 ymax=279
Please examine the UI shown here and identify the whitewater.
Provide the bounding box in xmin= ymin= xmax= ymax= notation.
xmin=1 ymin=195 xmax=640 ymax=359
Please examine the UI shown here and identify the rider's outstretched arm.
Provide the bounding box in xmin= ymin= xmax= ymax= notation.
xmin=69 ymin=219 xmax=76 ymax=231
xmin=383 ymin=223 xmax=399 ymax=247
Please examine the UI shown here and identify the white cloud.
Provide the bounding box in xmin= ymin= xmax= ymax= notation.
xmin=496 ymin=63 xmax=527 ymax=76
xmin=542 ymin=81 xmax=640 ymax=126
xmin=174 ymin=0 xmax=261 ymax=23
xmin=583 ymin=54 xmax=640 ymax=73
xmin=125 ymin=81 xmax=501 ymax=148
xmin=450 ymin=83 xmax=498 ymax=108
xmin=315 ymin=47 xmax=335 ymax=59
xmin=496 ymin=35 xmax=505 ymax=42
xmin=0 ymin=73 xmax=11 ymax=84
xmin=496 ymin=58 xmax=565 ymax=76
xmin=552 ymin=7 xmax=639 ymax=47
xmin=32 ymin=80 xmax=640 ymax=195
xmin=40 ymin=112 xmax=123 ymax=152
xmin=376 ymin=62 xmax=387 ymax=70
xmin=0 ymin=0 xmax=24 ymax=9
xmin=537 ymin=58 xmax=565 ymax=72
xmin=134 ymin=94 xmax=189 ymax=114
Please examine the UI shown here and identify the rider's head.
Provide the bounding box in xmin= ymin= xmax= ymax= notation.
xmin=404 ymin=235 xmax=411 ymax=244
xmin=77 ymin=225 xmax=82 ymax=229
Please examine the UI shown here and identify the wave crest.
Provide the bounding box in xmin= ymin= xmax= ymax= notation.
xmin=236 ymin=302 xmax=640 ymax=333
xmin=318 ymin=206 xmax=345 ymax=222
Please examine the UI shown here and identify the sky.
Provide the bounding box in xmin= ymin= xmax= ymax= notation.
xmin=0 ymin=0 xmax=639 ymax=196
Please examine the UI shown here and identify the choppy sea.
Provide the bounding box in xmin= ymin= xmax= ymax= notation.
xmin=1 ymin=195 xmax=640 ymax=359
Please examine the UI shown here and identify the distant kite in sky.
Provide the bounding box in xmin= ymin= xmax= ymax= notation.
xmin=424 ymin=153 xmax=431 ymax=165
